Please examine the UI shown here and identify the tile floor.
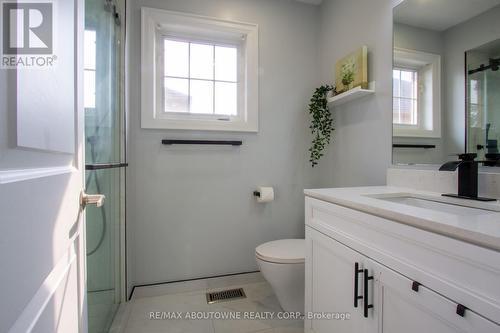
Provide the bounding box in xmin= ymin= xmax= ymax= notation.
xmin=120 ymin=272 xmax=304 ymax=333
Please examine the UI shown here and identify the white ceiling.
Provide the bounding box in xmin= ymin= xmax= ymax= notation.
xmin=295 ymin=0 xmax=323 ymax=5
xmin=394 ymin=0 xmax=500 ymax=31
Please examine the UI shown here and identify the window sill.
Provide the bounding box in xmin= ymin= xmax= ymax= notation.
xmin=141 ymin=116 xmax=258 ymax=132
xmin=393 ymin=128 xmax=441 ymax=139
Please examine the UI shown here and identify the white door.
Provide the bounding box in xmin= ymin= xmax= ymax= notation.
xmin=305 ymin=227 xmax=378 ymax=333
xmin=0 ymin=0 xmax=89 ymax=332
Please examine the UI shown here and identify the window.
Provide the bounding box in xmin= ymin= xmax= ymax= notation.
xmin=141 ymin=8 xmax=259 ymax=131
xmin=84 ymin=30 xmax=96 ymax=110
xmin=393 ymin=48 xmax=441 ymax=138
xmin=468 ymin=78 xmax=483 ymax=128
xmin=162 ymin=39 xmax=238 ymax=117
xmin=393 ymin=68 xmax=418 ymax=126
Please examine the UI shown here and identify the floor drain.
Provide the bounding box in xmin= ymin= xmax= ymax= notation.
xmin=206 ymin=288 xmax=246 ymax=304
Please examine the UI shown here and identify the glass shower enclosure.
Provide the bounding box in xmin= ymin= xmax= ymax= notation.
xmin=467 ymin=40 xmax=500 ymax=163
xmin=84 ymin=0 xmax=126 ymax=332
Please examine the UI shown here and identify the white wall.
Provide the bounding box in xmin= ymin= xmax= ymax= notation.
xmin=127 ymin=0 xmax=321 ymax=287
xmin=394 ymin=23 xmax=443 ymax=54
xmin=316 ymin=0 xmax=393 ymax=187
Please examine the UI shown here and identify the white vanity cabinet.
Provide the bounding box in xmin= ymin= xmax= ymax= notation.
xmin=304 ymin=196 xmax=500 ymax=333
xmin=306 ymin=227 xmax=378 ymax=333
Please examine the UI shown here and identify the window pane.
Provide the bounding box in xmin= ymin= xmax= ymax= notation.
xmin=215 ymin=82 xmax=237 ymax=116
xmin=164 ymin=40 xmax=189 ymax=77
xmin=84 ymin=70 xmax=95 ymax=109
xmin=190 ymin=43 xmax=214 ymax=80
xmin=393 ymin=68 xmax=419 ymax=125
xmin=393 ymin=70 xmax=400 ymax=97
xmin=165 ymin=78 xmax=189 ymax=112
xmin=470 ymin=104 xmax=480 ymax=128
xmin=413 ymin=99 xmax=418 ymax=124
xmin=393 ymin=97 xmax=400 ymax=124
xmin=400 ymin=70 xmax=414 ymax=99
xmin=400 ymin=98 xmax=414 ymax=124
xmin=215 ymin=46 xmax=237 ymax=82
xmin=190 ymin=79 xmax=214 ymax=114
xmin=84 ymin=30 xmax=96 ymax=70
xmin=470 ymin=79 xmax=478 ymax=104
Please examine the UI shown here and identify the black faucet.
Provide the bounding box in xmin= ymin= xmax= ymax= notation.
xmin=439 ymin=153 xmax=496 ymax=202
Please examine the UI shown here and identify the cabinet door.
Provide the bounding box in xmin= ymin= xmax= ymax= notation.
xmin=305 ymin=227 xmax=378 ymax=333
xmin=377 ymin=261 xmax=499 ymax=333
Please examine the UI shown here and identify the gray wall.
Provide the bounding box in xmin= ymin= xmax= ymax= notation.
xmin=394 ymin=23 xmax=443 ymax=54
xmin=126 ymin=0 xmax=321 ymax=287
xmin=315 ymin=0 xmax=393 ymax=187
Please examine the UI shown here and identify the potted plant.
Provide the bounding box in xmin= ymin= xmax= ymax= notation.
xmin=308 ymin=85 xmax=335 ymax=167
xmin=341 ymin=60 xmax=355 ymax=92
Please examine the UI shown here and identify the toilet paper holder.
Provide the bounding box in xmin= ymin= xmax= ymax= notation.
xmin=253 ymin=187 xmax=274 ymax=203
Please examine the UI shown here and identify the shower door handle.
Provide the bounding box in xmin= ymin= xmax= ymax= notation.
xmin=80 ymin=191 xmax=105 ymax=208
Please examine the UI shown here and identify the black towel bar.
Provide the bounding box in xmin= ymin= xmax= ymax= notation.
xmin=86 ymin=163 xmax=129 ymax=170
xmin=393 ymin=144 xmax=436 ymax=149
xmin=162 ymin=139 xmax=242 ymax=146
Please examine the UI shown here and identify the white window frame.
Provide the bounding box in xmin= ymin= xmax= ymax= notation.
xmin=141 ymin=7 xmax=259 ymax=132
xmin=393 ymin=48 xmax=441 ymax=138
xmin=393 ymin=67 xmax=418 ymax=126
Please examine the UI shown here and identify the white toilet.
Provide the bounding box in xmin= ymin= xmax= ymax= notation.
xmin=255 ymin=239 xmax=305 ymax=313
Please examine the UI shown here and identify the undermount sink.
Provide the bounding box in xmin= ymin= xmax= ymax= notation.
xmin=368 ymin=195 xmax=498 ymax=216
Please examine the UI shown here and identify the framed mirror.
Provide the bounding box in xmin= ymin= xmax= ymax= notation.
xmin=392 ymin=0 xmax=500 ymax=167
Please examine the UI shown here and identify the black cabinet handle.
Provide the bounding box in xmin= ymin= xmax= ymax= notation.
xmin=456 ymin=304 xmax=467 ymax=317
xmin=364 ymin=269 xmax=374 ymax=318
xmin=354 ymin=263 xmax=363 ymax=307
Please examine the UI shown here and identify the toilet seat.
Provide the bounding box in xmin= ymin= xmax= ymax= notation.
xmin=255 ymin=239 xmax=305 ymax=264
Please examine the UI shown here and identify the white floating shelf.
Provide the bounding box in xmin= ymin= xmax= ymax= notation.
xmin=327 ymin=82 xmax=375 ymax=107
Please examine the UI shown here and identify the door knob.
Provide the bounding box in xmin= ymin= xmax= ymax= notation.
xmin=80 ymin=191 xmax=105 ymax=208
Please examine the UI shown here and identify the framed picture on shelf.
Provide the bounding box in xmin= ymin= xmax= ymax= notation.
xmin=335 ymin=46 xmax=368 ymax=94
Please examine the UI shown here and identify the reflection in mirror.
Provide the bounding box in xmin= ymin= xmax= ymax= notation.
xmin=467 ymin=39 xmax=500 ymax=165
xmin=392 ymin=0 xmax=500 ymax=166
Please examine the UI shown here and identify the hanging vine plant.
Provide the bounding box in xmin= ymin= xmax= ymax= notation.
xmin=308 ymin=85 xmax=335 ymax=167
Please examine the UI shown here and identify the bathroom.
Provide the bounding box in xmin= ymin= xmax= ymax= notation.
xmin=0 ymin=0 xmax=500 ymax=332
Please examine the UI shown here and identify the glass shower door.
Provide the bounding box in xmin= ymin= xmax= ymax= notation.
xmin=84 ymin=1 xmax=125 ymax=332
xmin=467 ymin=45 xmax=500 ymax=162
xmin=468 ymin=69 xmax=500 ymax=159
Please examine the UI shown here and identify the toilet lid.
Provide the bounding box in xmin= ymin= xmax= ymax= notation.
xmin=256 ymin=239 xmax=305 ymax=264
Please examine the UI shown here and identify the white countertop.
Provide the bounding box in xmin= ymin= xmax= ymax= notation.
xmin=304 ymin=186 xmax=500 ymax=252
